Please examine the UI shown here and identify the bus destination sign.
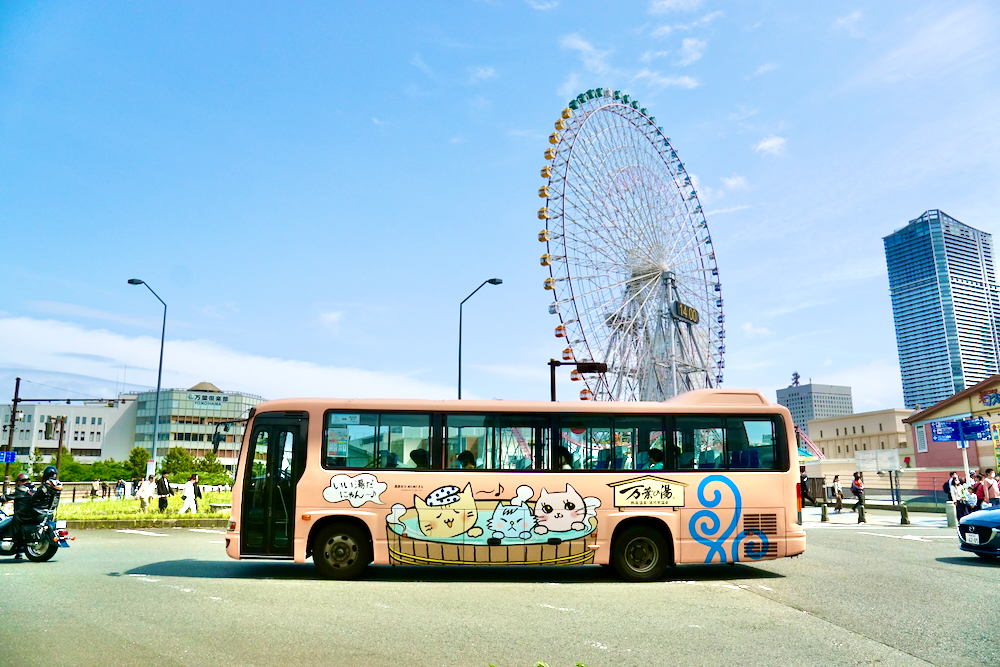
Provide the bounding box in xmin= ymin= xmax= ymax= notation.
xmin=673 ymin=301 xmax=699 ymax=324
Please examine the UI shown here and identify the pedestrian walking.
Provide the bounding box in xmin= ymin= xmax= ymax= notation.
xmin=800 ymin=467 xmax=815 ymax=506
xmin=832 ymin=474 xmax=843 ymax=513
xmin=137 ymin=475 xmax=155 ymax=512
xmin=115 ymin=478 xmax=125 ymax=500
xmin=90 ymin=478 xmax=99 ymax=498
xmin=101 ymin=479 xmax=108 ymax=499
xmin=155 ymin=472 xmax=173 ymax=512
xmin=193 ymin=476 xmax=202 ymax=512
xmin=850 ymin=472 xmax=864 ymax=512
xmin=130 ymin=477 xmax=139 ymax=498
xmin=178 ymin=474 xmax=199 ymax=515
xmin=972 ymin=473 xmax=987 ymax=511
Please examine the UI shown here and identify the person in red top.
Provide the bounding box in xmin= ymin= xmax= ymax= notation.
xmin=850 ymin=472 xmax=864 ymax=512
xmin=984 ymin=469 xmax=1000 ymax=507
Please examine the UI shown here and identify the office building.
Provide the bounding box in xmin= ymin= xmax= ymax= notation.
xmin=3 ymin=382 xmax=264 ymax=468
xmin=1 ymin=397 xmax=138 ymax=464
xmin=884 ymin=210 xmax=1000 ymax=409
xmin=134 ymin=382 xmax=264 ymax=466
xmin=807 ymin=408 xmax=912 ymax=463
xmin=776 ymin=382 xmax=853 ymax=436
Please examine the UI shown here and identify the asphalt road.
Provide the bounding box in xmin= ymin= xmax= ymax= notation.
xmin=1 ymin=512 xmax=997 ymax=667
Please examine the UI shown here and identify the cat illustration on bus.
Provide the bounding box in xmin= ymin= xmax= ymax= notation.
xmin=384 ymin=481 xmax=601 ymax=545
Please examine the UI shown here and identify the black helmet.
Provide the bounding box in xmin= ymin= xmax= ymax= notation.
xmin=42 ymin=465 xmax=58 ymax=481
xmin=15 ymin=472 xmax=30 ymax=484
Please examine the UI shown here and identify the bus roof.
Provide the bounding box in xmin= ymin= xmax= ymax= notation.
xmin=252 ymin=388 xmax=776 ymax=415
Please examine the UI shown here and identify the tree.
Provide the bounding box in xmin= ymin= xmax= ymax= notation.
xmin=126 ymin=446 xmax=150 ymax=480
xmin=30 ymin=449 xmax=45 ymax=478
xmin=194 ymin=450 xmax=226 ymax=475
xmin=161 ymin=446 xmax=194 ymax=476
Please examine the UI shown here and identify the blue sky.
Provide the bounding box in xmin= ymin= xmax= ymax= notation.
xmin=2 ymin=1 xmax=998 ymax=410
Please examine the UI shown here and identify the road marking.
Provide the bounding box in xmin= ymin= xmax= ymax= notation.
xmin=758 ymin=585 xmax=772 ymax=591
xmin=189 ymin=528 xmax=226 ymax=534
xmin=723 ymin=584 xmax=741 ymax=590
xmin=858 ymin=532 xmax=933 ymax=542
xmin=540 ymin=604 xmax=578 ymax=612
xmin=117 ymin=529 xmax=168 ymax=537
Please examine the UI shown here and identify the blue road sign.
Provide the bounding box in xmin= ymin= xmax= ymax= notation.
xmin=961 ymin=417 xmax=991 ymax=442
xmin=0 ymin=450 xmax=15 ymax=463
xmin=930 ymin=420 xmax=960 ymax=442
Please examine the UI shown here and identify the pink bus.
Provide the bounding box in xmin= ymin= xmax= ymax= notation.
xmin=225 ymin=389 xmax=805 ymax=580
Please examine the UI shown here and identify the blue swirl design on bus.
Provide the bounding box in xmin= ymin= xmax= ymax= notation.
xmin=732 ymin=528 xmax=769 ymax=562
xmin=689 ymin=475 xmax=769 ymax=563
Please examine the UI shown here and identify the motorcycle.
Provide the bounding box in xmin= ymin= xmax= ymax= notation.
xmin=0 ymin=507 xmax=72 ymax=561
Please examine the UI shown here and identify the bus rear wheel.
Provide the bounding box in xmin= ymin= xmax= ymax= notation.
xmin=313 ymin=523 xmax=370 ymax=580
xmin=612 ymin=526 xmax=668 ymax=582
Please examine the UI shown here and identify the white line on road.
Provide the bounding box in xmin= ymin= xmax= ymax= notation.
xmin=758 ymin=585 xmax=772 ymax=591
xmin=117 ymin=529 xmax=168 ymax=537
xmin=188 ymin=528 xmax=226 ymax=534
xmin=858 ymin=532 xmax=934 ymax=542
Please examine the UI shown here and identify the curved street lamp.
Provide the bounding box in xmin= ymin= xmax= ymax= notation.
xmin=128 ymin=279 xmax=166 ymax=475
xmin=458 ymin=278 xmax=502 ymax=399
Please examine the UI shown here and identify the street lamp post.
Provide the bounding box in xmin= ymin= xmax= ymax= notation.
xmin=458 ymin=278 xmax=502 ymax=399
xmin=128 ymin=279 xmax=166 ymax=476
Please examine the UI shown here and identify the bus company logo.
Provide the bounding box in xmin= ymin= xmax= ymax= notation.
xmin=980 ymin=389 xmax=1000 ymax=407
xmin=672 ymin=301 xmax=699 ymax=324
xmin=607 ymin=475 xmax=687 ymax=508
xmin=323 ymin=473 xmax=387 ymax=507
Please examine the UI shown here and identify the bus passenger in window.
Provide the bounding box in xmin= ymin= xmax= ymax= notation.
xmin=554 ymin=445 xmax=574 ymax=470
xmin=456 ymin=451 xmax=477 ymax=470
xmin=646 ymin=448 xmax=664 ymax=470
xmin=408 ymin=449 xmax=428 ymax=468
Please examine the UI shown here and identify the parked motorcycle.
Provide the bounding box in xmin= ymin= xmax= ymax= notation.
xmin=0 ymin=507 xmax=71 ymax=561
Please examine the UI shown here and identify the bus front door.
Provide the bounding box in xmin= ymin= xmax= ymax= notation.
xmin=240 ymin=413 xmax=307 ymax=557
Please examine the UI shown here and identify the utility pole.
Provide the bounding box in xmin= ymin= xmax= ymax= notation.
xmin=3 ymin=377 xmax=21 ymax=495
xmin=56 ymin=415 xmax=65 ymax=473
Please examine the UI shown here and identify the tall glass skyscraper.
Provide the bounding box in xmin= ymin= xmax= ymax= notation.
xmin=883 ymin=210 xmax=1000 ymax=409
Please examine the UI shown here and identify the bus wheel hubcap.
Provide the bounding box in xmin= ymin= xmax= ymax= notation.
xmin=625 ymin=537 xmax=657 ymax=573
xmin=326 ymin=535 xmax=357 ymax=568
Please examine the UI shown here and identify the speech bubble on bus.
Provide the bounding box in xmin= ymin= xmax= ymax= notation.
xmin=323 ymin=473 xmax=388 ymax=507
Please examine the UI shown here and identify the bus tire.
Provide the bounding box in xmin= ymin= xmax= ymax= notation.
xmin=612 ymin=526 xmax=668 ymax=582
xmin=313 ymin=523 xmax=370 ymax=580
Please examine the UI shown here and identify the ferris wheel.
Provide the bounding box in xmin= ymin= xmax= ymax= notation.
xmin=538 ymin=87 xmax=725 ymax=402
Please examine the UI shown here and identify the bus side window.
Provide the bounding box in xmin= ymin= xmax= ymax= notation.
xmin=324 ymin=412 xmax=377 ymax=469
xmin=729 ymin=418 xmax=778 ymax=470
xmin=674 ymin=416 xmax=724 ymax=469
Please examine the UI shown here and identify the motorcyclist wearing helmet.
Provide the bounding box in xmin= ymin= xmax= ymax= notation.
xmin=31 ymin=465 xmax=62 ymax=516
xmin=0 ymin=473 xmax=34 ymax=559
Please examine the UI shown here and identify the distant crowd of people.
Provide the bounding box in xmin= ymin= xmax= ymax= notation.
xmin=86 ymin=474 xmax=229 ymax=514
xmin=945 ymin=469 xmax=1000 ymax=519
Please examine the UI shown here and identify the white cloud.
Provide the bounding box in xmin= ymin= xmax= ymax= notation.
xmin=410 ymin=53 xmax=441 ymax=82
xmin=705 ymin=204 xmax=752 ymax=216
xmin=557 ymin=72 xmax=582 ymax=98
xmin=651 ymin=25 xmax=673 ymax=38
xmin=560 ymin=34 xmax=612 ymax=74
xmin=742 ymin=322 xmax=774 ymax=338
xmin=633 ymin=69 xmax=698 ymax=89
xmin=753 ymin=62 xmax=778 ymax=76
xmin=835 ymin=10 xmax=863 ymax=38
xmin=0 ymin=317 xmax=457 ymax=400
xmin=860 ymin=6 xmax=995 ymax=84
xmin=754 ymin=135 xmax=786 ymax=155
xmin=720 ymin=174 xmax=748 ymax=190
xmin=527 ymin=0 xmax=558 ymax=9
xmin=319 ymin=311 xmax=343 ymax=332
xmin=372 ymin=117 xmax=386 ymax=126
xmin=470 ymin=66 xmax=496 ymax=83
xmin=678 ymin=38 xmax=706 ymax=66
xmin=27 ymin=300 xmax=159 ymax=330
xmin=649 ymin=0 xmax=703 ymax=14
xmin=640 ymin=50 xmax=669 ymax=63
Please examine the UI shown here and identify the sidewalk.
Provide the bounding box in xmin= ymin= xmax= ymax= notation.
xmin=801 ymin=505 xmax=949 ymax=528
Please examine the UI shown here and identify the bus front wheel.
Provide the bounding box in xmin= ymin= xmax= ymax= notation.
xmin=612 ymin=526 xmax=668 ymax=582
xmin=313 ymin=523 xmax=370 ymax=580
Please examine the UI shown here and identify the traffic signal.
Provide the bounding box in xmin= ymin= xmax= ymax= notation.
xmin=45 ymin=420 xmax=55 ymax=440
xmin=211 ymin=432 xmax=225 ymax=455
